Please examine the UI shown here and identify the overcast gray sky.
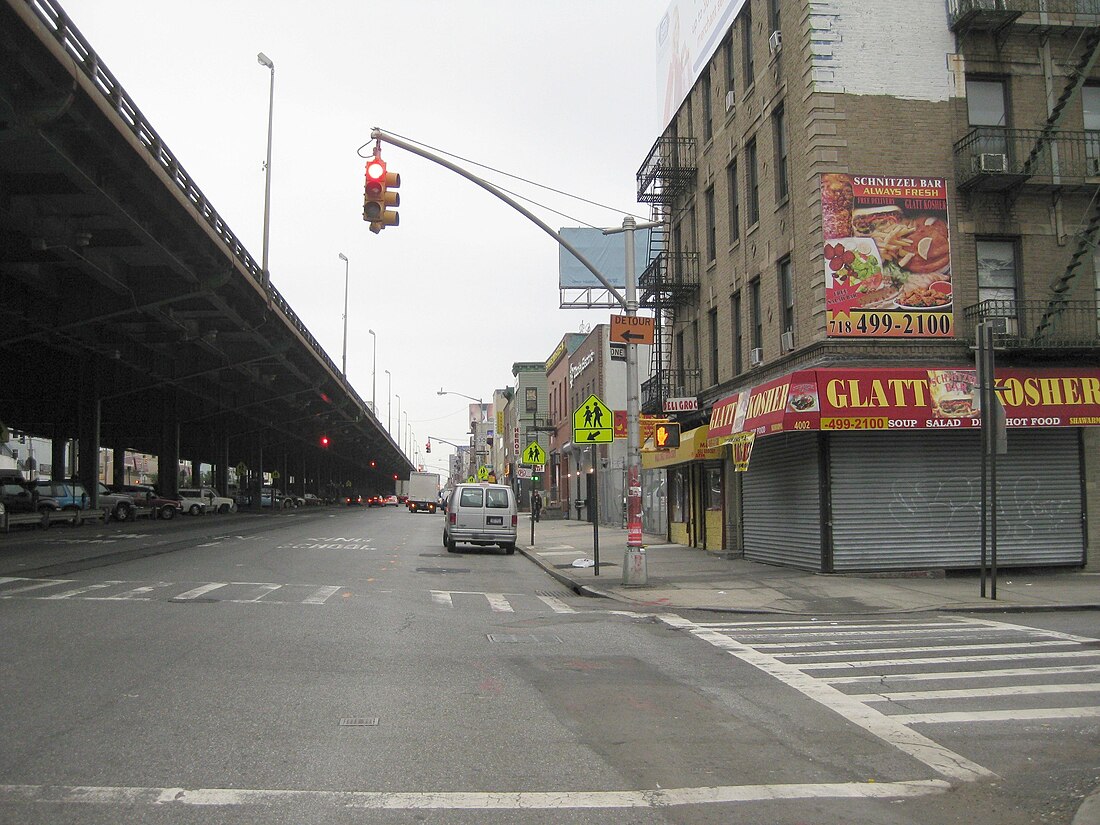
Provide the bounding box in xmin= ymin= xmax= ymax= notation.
xmin=61 ymin=0 xmax=666 ymax=475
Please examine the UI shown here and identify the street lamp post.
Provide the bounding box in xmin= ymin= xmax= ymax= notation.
xmin=438 ymin=389 xmax=484 ymax=481
xmin=385 ymin=369 xmax=392 ymax=433
xmin=368 ymin=329 xmax=377 ymax=415
xmin=339 ymin=252 xmax=349 ymax=377
xmin=257 ymin=52 xmax=275 ymax=305
xmin=395 ymin=394 xmax=401 ymax=444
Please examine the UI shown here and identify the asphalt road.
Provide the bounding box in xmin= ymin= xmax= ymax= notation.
xmin=0 ymin=507 xmax=1096 ymax=823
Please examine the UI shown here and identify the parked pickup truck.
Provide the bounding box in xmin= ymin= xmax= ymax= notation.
xmin=179 ymin=487 xmax=237 ymax=515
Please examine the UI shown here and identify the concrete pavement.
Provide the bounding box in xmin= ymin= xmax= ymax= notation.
xmin=520 ymin=516 xmax=1100 ymax=615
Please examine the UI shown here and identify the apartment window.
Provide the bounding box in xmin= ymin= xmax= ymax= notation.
xmin=976 ymin=239 xmax=1018 ymax=305
xmin=769 ymin=0 xmax=781 ymax=31
xmin=708 ymin=308 xmax=719 ymax=386
xmin=702 ymin=69 xmax=713 ymax=142
xmin=746 ymin=137 xmax=760 ymax=225
xmin=676 ymin=329 xmax=686 ymax=378
xmin=967 ymin=77 xmax=1008 ymax=157
xmin=1085 ymin=85 xmax=1100 ymax=161
xmin=691 ymin=320 xmax=700 ymax=374
xmin=727 ymin=159 xmax=740 ymax=244
xmin=725 ymin=33 xmax=736 ymax=99
xmin=773 ymin=103 xmax=789 ymax=203
xmin=731 ymin=291 xmax=743 ymax=374
xmin=705 ymin=185 xmax=717 ymax=262
xmin=525 ymin=387 xmax=537 ymax=413
xmin=778 ymin=256 xmax=794 ymax=334
xmin=741 ymin=3 xmax=755 ymax=89
xmin=749 ymin=278 xmax=762 ymax=349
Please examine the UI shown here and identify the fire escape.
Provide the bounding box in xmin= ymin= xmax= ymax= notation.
xmin=635 ymin=135 xmax=698 ymax=414
xmin=954 ymin=0 xmax=1100 ymax=349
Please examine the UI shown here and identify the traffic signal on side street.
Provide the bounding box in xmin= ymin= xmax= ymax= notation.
xmin=320 ymin=434 xmax=330 ymax=448
xmin=654 ymin=422 xmax=680 ymax=449
xmin=362 ymin=157 xmax=400 ymax=233
xmin=425 ymin=441 xmax=431 ymax=453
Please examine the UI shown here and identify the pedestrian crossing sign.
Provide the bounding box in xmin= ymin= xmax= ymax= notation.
xmin=573 ymin=394 xmax=613 ymax=444
xmin=521 ymin=441 xmax=545 ymax=466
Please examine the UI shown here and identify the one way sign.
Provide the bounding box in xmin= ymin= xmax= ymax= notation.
xmin=610 ymin=314 xmax=654 ymax=345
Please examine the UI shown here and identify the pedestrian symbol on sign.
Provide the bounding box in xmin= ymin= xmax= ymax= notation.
xmin=522 ymin=441 xmax=544 ymax=465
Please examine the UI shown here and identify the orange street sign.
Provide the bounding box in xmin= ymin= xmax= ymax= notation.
xmin=610 ymin=314 xmax=654 ymax=345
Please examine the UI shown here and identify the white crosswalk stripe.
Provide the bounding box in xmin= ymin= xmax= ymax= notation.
xmin=0 ymin=577 xmax=344 ymax=605
xmin=662 ymin=614 xmax=1100 ymax=782
xmin=430 ymin=589 xmax=577 ymax=614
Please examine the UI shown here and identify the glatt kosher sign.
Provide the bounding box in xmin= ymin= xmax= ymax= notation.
xmin=663 ymin=397 xmax=698 ymax=413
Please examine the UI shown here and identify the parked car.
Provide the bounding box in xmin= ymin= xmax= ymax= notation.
xmin=344 ymin=492 xmax=363 ymax=506
xmin=302 ymin=493 xmax=322 ymax=507
xmin=96 ymin=482 xmax=136 ymax=522
xmin=179 ymin=487 xmax=236 ymax=515
xmin=443 ymin=483 xmax=518 ymax=554
xmin=0 ymin=475 xmax=57 ymax=513
xmin=35 ymin=480 xmax=89 ymax=510
xmin=109 ymin=483 xmax=183 ymax=520
xmin=383 ymin=494 xmax=400 ymax=507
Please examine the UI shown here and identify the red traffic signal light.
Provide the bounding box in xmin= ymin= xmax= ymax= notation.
xmin=362 ymin=157 xmax=400 ymax=233
xmin=425 ymin=441 xmax=431 ymax=453
xmin=320 ymin=434 xmax=330 ymax=448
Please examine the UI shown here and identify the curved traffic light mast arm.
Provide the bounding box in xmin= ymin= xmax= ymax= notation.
xmin=437 ymin=388 xmax=482 ymax=405
xmin=370 ymin=127 xmax=627 ymax=311
xmin=427 ymin=436 xmax=466 ymax=449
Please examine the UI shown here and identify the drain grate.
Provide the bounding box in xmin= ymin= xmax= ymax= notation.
xmin=339 ymin=717 xmax=379 ymax=727
xmin=486 ymin=634 xmax=563 ymax=644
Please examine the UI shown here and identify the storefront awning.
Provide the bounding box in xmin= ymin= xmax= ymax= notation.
xmin=708 ymin=366 xmax=1100 ymax=441
xmin=642 ymin=425 xmax=725 ymax=469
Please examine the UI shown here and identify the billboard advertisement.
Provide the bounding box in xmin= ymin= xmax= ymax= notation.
xmin=821 ymin=174 xmax=952 ymax=339
xmin=558 ymin=227 xmax=652 ymax=289
xmin=656 ymin=0 xmax=745 ymax=129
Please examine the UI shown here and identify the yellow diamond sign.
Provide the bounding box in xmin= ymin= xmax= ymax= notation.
xmin=573 ymin=394 xmax=613 ymax=444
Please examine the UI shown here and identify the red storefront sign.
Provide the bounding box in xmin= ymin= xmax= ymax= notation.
xmin=708 ymin=367 xmax=1100 ymax=441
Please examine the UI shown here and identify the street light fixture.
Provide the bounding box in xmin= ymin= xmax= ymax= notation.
xmin=368 ymin=328 xmax=377 ymax=415
xmin=395 ymin=393 xmax=401 ymax=444
xmin=338 ymin=252 xmax=349 ymax=377
xmin=385 ymin=369 xmax=392 ymax=434
xmin=257 ymin=52 xmax=275 ymax=306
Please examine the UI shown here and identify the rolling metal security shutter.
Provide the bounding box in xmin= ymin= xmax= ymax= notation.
xmin=829 ymin=429 xmax=1083 ymax=571
xmin=742 ymin=434 xmax=823 ymax=570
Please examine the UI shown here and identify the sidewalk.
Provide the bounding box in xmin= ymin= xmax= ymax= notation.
xmin=520 ymin=516 xmax=1100 ymax=615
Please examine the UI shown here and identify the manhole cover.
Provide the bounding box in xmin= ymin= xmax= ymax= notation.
xmin=339 ymin=717 xmax=379 ymax=727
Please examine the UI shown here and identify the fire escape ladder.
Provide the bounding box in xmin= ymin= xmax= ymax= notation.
xmin=1035 ymin=191 xmax=1100 ymax=340
xmin=648 ymin=204 xmax=673 ymax=409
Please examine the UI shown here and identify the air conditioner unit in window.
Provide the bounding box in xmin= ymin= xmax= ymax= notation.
xmin=780 ymin=330 xmax=794 ymax=352
xmin=768 ymin=30 xmax=782 ymax=53
xmin=725 ymin=90 xmax=736 ymax=113
xmin=749 ymin=347 xmax=764 ymax=368
xmin=1087 ymin=156 xmax=1100 ymax=177
xmin=977 ymin=152 xmax=1007 ymax=173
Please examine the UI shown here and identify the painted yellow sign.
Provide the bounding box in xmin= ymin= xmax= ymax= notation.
xmin=573 ymin=394 xmax=613 ymax=444
xmin=521 ymin=441 xmax=546 ymax=465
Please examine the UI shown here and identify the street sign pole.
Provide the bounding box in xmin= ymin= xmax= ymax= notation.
xmin=605 ymin=217 xmax=659 ymax=585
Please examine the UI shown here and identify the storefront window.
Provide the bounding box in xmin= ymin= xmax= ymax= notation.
xmin=670 ymin=468 xmax=685 ymax=522
xmin=706 ymin=466 xmax=723 ymax=511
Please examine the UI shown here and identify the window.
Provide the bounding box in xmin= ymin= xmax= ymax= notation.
xmin=769 ymin=0 xmax=781 ymax=32
xmin=670 ymin=468 xmax=686 ymax=523
xmin=967 ymin=77 xmax=1008 ymax=157
xmin=976 ymin=239 xmax=1017 ymax=305
xmin=1085 ymin=85 xmax=1100 ymax=161
xmin=708 ymin=308 xmax=719 ymax=386
xmin=702 ymin=68 xmax=713 ymax=142
xmin=741 ymin=3 xmax=755 ymax=89
xmin=676 ymin=329 xmax=686 ymax=377
xmin=746 ymin=138 xmax=760 ymax=225
xmin=732 ymin=291 xmax=743 ymax=374
xmin=460 ymin=488 xmax=484 ymax=507
xmin=690 ymin=320 xmax=700 ymax=373
xmin=749 ymin=278 xmax=762 ymax=349
xmin=778 ymin=256 xmax=794 ymax=334
xmin=725 ymin=33 xmax=736 ymax=100
xmin=773 ymin=104 xmax=789 ymax=203
xmin=705 ymin=185 xmax=717 ymax=261
xmin=525 ymin=387 xmax=537 ymax=413
xmin=486 ymin=488 xmax=511 ymax=508
xmin=706 ymin=466 xmax=723 ymax=511
xmin=727 ymin=159 xmax=740 ymax=244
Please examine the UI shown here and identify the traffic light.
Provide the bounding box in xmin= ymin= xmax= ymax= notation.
xmin=320 ymin=434 xmax=330 ymax=448
xmin=362 ymin=156 xmax=400 ymax=233
xmin=425 ymin=441 xmax=431 ymax=453
xmin=654 ymin=422 xmax=680 ymax=449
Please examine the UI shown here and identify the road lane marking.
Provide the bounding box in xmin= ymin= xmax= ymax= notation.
xmin=772 ymin=640 xmax=1076 ymax=658
xmin=0 ymin=779 xmax=950 ymax=809
xmin=891 ymin=707 xmax=1100 ymax=725
xmin=42 ymin=582 xmax=121 ymax=599
xmin=852 ymin=683 xmax=1100 ymax=702
xmin=797 ymin=649 xmax=1100 ymax=670
xmin=485 ymin=594 xmax=513 ymax=613
xmin=0 ymin=578 xmax=73 ymax=595
xmin=96 ymin=583 xmax=174 ymax=600
xmin=536 ymin=594 xmax=576 ymax=613
xmin=827 ymin=664 xmax=1100 ymax=684
xmin=174 ymin=583 xmax=230 ymax=600
xmin=302 ymin=586 xmax=342 ymax=605
xmin=430 ymin=591 xmax=453 ymax=607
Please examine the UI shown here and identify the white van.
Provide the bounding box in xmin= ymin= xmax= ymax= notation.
xmin=443 ymin=483 xmax=518 ymax=554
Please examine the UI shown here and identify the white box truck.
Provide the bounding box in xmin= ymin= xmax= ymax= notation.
xmin=407 ymin=471 xmax=440 ymax=514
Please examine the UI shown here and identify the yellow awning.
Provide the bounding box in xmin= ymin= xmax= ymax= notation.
xmin=642 ymin=425 xmax=725 ymax=469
